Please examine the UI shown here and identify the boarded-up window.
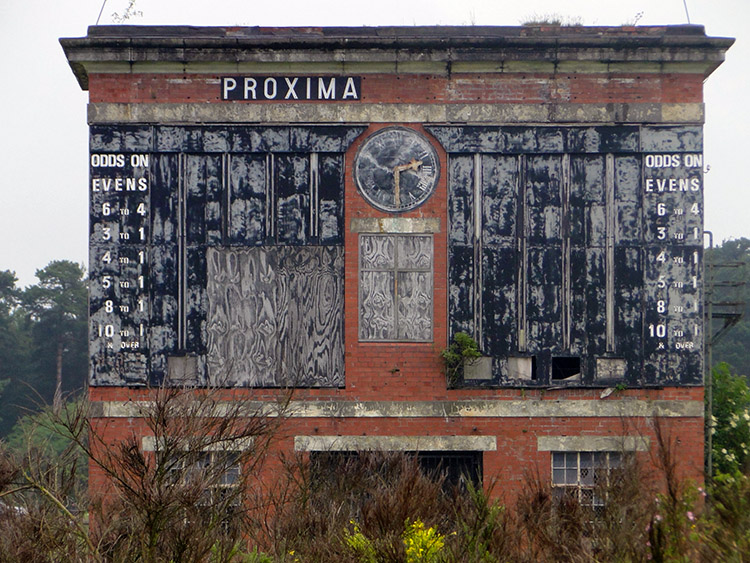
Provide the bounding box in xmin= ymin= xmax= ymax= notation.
xmin=359 ymin=234 xmax=433 ymax=342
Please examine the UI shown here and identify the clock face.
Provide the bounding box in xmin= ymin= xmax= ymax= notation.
xmin=354 ymin=127 xmax=440 ymax=213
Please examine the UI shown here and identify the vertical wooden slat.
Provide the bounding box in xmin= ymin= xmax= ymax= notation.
xmin=605 ymin=153 xmax=616 ymax=353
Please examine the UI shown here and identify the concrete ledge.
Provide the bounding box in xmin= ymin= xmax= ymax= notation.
xmin=92 ymin=399 xmax=704 ymax=419
xmin=295 ymin=435 xmax=496 ymax=452
xmin=537 ymin=435 xmax=650 ymax=452
xmin=87 ymin=102 xmax=705 ymax=125
xmin=350 ymin=218 xmax=440 ymax=234
xmin=141 ymin=435 xmax=255 ymax=451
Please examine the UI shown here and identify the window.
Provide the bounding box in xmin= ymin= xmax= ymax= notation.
xmin=359 ymin=234 xmax=433 ymax=341
xmin=551 ymin=451 xmax=621 ymax=514
xmin=167 ymin=450 xmax=243 ymax=531
xmin=190 ymin=451 xmax=242 ymax=507
xmin=310 ymin=451 xmax=482 ymax=490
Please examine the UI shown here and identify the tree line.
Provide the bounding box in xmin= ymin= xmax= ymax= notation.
xmin=0 ymin=261 xmax=87 ymax=437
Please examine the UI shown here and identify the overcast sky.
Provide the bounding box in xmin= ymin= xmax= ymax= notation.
xmin=0 ymin=0 xmax=747 ymax=287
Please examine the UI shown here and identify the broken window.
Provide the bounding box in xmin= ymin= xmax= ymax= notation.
xmin=359 ymin=234 xmax=433 ymax=341
xmin=551 ymin=356 xmax=581 ymax=381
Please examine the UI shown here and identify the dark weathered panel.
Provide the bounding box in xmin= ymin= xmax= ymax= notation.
xmin=613 ymin=246 xmax=643 ymax=382
xmin=569 ymin=155 xmax=606 ymax=247
xmin=428 ymin=126 xmax=640 ymax=154
xmin=448 ymin=245 xmax=474 ymax=337
xmin=156 ymin=127 xmax=194 ymax=152
xmin=228 ymin=154 xmax=267 ymax=245
xmin=275 ymin=154 xmax=311 ymax=245
xmin=91 ymin=125 xmax=153 ymax=152
xmin=448 ymin=155 xmax=474 ymax=246
xmin=614 ymin=155 xmax=642 ymax=244
xmin=151 ymin=155 xmax=179 ymax=245
xmin=148 ymin=243 xmax=178 ymax=384
xmin=89 ymin=126 xmax=359 ymax=388
xmin=426 ymin=127 xmax=502 ymax=153
xmin=525 ymin=155 xmax=562 ymax=243
xmin=290 ymin=126 xmax=367 ymax=152
xmin=318 ymin=154 xmax=345 ymax=245
xmin=482 ymin=155 xmax=518 ymax=243
xmin=640 ymin=126 xmax=703 ymax=153
xmin=231 ymin=128 xmax=291 ymax=153
xmin=443 ymin=125 xmax=704 ymax=388
xmin=183 ymin=154 xmax=224 ymax=246
xmin=481 ymin=247 xmax=516 ymax=357
xmin=185 ymin=247 xmax=207 ymax=356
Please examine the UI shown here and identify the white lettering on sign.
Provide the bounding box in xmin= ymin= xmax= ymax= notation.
xmin=244 ymin=78 xmax=257 ymax=100
xmin=90 ymin=151 xmax=151 ymax=373
xmin=318 ymin=77 xmax=335 ymax=100
xmin=221 ymin=76 xmax=362 ymax=101
xmin=342 ymin=77 xmax=358 ymax=99
xmin=644 ymin=177 xmax=701 ymax=192
xmin=91 ymin=177 xmax=148 ymax=192
xmin=264 ymin=78 xmax=278 ymax=99
xmin=91 ymin=154 xmax=125 ymax=167
xmin=223 ymin=77 xmax=237 ymax=99
xmin=284 ymin=77 xmax=299 ymax=100
xmin=645 ymin=154 xmax=682 ymax=168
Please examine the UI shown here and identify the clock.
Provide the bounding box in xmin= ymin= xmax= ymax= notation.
xmin=354 ymin=127 xmax=440 ymax=213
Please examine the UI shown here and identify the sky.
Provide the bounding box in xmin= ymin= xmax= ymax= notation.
xmin=0 ymin=0 xmax=747 ymax=288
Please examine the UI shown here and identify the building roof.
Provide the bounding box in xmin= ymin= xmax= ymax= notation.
xmin=61 ymin=25 xmax=734 ymax=90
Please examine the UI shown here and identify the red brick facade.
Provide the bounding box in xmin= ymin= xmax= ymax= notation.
xmin=64 ymin=25 xmax=730 ymax=501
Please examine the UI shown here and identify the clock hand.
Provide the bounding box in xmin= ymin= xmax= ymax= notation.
xmin=392 ymin=159 xmax=423 ymax=207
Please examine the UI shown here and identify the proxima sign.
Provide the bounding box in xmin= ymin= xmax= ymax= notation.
xmin=221 ymin=76 xmax=361 ymax=101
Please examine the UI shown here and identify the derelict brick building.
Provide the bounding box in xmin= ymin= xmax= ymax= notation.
xmin=62 ymin=25 xmax=732 ymax=498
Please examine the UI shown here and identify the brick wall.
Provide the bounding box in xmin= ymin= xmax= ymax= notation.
xmin=85 ymin=64 xmax=707 ymax=497
xmin=88 ymin=72 xmax=705 ymax=105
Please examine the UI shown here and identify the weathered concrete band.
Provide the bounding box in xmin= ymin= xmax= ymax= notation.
xmin=92 ymin=399 xmax=704 ymax=419
xmin=350 ymin=218 xmax=440 ymax=234
xmin=141 ymin=435 xmax=255 ymax=452
xmin=295 ymin=435 xmax=497 ymax=452
xmin=537 ymin=435 xmax=650 ymax=452
xmin=87 ymin=102 xmax=705 ymax=125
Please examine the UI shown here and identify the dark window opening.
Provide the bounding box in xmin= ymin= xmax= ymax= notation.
xmin=310 ymin=450 xmax=482 ymax=491
xmin=552 ymin=356 xmax=581 ymax=381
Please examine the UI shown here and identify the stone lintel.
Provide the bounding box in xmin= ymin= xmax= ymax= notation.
xmin=294 ymin=435 xmax=497 ymax=452
xmin=350 ymin=218 xmax=440 ymax=234
xmin=537 ymin=435 xmax=651 ymax=452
